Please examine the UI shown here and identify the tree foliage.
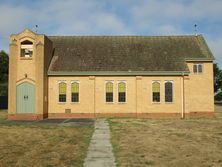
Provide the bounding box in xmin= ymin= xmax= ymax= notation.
xmin=214 ymin=63 xmax=222 ymax=93
xmin=0 ymin=51 xmax=9 ymax=83
xmin=0 ymin=50 xmax=9 ymax=96
xmin=0 ymin=50 xmax=9 ymax=83
xmin=215 ymin=92 xmax=222 ymax=101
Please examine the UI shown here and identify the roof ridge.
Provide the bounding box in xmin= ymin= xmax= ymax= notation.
xmin=48 ymin=34 xmax=202 ymax=38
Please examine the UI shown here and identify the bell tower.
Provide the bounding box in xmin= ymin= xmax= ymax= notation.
xmin=8 ymin=29 xmax=53 ymax=120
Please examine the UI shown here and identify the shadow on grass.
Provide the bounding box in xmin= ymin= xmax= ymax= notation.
xmin=0 ymin=110 xmax=95 ymax=128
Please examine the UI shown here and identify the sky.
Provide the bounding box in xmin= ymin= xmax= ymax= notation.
xmin=0 ymin=0 xmax=222 ymax=67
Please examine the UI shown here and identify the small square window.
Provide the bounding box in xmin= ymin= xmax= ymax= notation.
xmin=193 ymin=64 xmax=203 ymax=74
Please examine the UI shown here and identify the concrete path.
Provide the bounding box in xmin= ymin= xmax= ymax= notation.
xmin=84 ymin=119 xmax=116 ymax=167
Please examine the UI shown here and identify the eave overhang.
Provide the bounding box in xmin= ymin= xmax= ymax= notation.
xmin=48 ymin=71 xmax=190 ymax=76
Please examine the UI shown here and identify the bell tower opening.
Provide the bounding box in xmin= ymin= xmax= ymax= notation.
xmin=21 ymin=40 xmax=33 ymax=58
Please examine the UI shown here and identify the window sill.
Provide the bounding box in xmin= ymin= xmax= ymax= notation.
xmin=118 ymin=102 xmax=127 ymax=104
xmin=165 ymin=102 xmax=174 ymax=104
xmin=152 ymin=102 xmax=161 ymax=104
xmin=106 ymin=102 xmax=114 ymax=104
xmin=71 ymin=102 xmax=80 ymax=104
xmin=58 ymin=102 xmax=66 ymax=104
xmin=193 ymin=73 xmax=203 ymax=75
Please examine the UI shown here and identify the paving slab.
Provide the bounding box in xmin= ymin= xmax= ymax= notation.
xmin=84 ymin=118 xmax=116 ymax=167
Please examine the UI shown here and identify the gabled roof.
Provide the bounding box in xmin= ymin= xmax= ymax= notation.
xmin=48 ymin=35 xmax=214 ymax=75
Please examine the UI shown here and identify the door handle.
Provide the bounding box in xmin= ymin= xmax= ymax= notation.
xmin=24 ymin=96 xmax=28 ymax=100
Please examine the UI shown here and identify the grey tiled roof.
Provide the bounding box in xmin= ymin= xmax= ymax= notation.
xmin=48 ymin=35 xmax=214 ymax=74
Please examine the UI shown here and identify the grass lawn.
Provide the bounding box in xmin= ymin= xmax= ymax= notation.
xmin=109 ymin=105 xmax=222 ymax=167
xmin=0 ymin=110 xmax=94 ymax=167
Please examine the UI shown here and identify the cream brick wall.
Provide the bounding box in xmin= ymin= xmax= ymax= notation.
xmin=48 ymin=76 xmax=95 ymax=114
xmin=8 ymin=29 xmax=53 ymax=116
xmin=184 ymin=62 xmax=214 ymax=113
xmin=137 ymin=76 xmax=183 ymax=113
xmin=48 ymin=76 xmax=184 ymax=114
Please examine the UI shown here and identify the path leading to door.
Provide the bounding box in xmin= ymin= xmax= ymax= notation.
xmin=84 ymin=119 xmax=116 ymax=167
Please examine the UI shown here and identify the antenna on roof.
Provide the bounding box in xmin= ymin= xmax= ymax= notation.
xmin=35 ymin=25 xmax=38 ymax=33
xmin=194 ymin=24 xmax=198 ymax=36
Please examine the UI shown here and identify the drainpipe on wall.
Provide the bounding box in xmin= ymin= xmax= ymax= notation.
xmin=181 ymin=72 xmax=185 ymax=119
xmin=135 ymin=77 xmax=138 ymax=118
xmin=94 ymin=77 xmax=96 ymax=118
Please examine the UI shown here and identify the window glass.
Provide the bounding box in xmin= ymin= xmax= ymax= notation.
xmin=106 ymin=82 xmax=113 ymax=102
xmin=71 ymin=82 xmax=79 ymax=102
xmin=198 ymin=64 xmax=203 ymax=73
xmin=118 ymin=82 xmax=126 ymax=102
xmin=193 ymin=64 xmax=198 ymax=73
xmin=193 ymin=64 xmax=203 ymax=74
xmin=165 ymin=82 xmax=173 ymax=102
xmin=59 ymin=82 xmax=66 ymax=102
xmin=152 ymin=82 xmax=160 ymax=102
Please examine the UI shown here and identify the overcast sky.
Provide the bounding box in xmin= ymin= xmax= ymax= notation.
xmin=0 ymin=0 xmax=221 ymax=67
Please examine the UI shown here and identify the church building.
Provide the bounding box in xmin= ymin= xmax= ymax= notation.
xmin=8 ymin=29 xmax=214 ymax=120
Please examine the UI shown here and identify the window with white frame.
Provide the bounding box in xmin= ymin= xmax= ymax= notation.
xmin=193 ymin=64 xmax=203 ymax=74
xmin=71 ymin=82 xmax=79 ymax=102
xmin=59 ymin=82 xmax=66 ymax=102
xmin=165 ymin=81 xmax=173 ymax=102
xmin=152 ymin=81 xmax=160 ymax=102
xmin=118 ymin=82 xmax=126 ymax=102
xmin=106 ymin=81 xmax=113 ymax=102
xmin=21 ymin=40 xmax=33 ymax=58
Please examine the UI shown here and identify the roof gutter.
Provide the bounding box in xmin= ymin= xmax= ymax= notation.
xmin=47 ymin=71 xmax=190 ymax=76
xmin=185 ymin=58 xmax=214 ymax=61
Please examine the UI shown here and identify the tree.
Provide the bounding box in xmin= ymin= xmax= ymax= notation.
xmin=215 ymin=92 xmax=222 ymax=101
xmin=0 ymin=50 xmax=9 ymax=83
xmin=214 ymin=63 xmax=222 ymax=93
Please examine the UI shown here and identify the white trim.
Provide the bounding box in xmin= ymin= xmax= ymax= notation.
xmin=164 ymin=81 xmax=174 ymax=103
xmin=117 ymin=81 xmax=127 ymax=103
xmin=21 ymin=44 xmax=33 ymax=49
xmin=104 ymin=81 xmax=114 ymax=103
xmin=58 ymin=80 xmax=67 ymax=103
xmin=152 ymin=81 xmax=161 ymax=104
xmin=58 ymin=80 xmax=67 ymax=83
xmin=70 ymin=81 xmax=80 ymax=103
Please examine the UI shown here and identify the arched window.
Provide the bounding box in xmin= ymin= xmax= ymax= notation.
xmin=59 ymin=82 xmax=66 ymax=102
xmin=21 ymin=40 xmax=33 ymax=58
xmin=71 ymin=82 xmax=79 ymax=102
xmin=106 ymin=82 xmax=113 ymax=102
xmin=152 ymin=82 xmax=160 ymax=102
xmin=165 ymin=82 xmax=173 ymax=102
xmin=118 ymin=82 xmax=126 ymax=102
